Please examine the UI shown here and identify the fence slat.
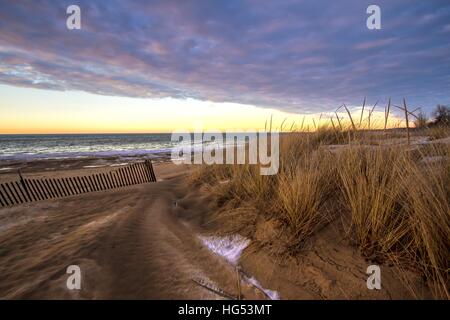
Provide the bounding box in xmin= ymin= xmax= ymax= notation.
xmin=100 ymin=174 xmax=108 ymax=190
xmin=70 ymin=178 xmax=79 ymax=194
xmin=128 ymin=165 xmax=138 ymax=185
xmin=95 ymin=174 xmax=105 ymax=191
xmin=72 ymin=177 xmax=81 ymax=194
xmin=0 ymin=190 xmax=5 ymax=207
xmin=136 ymin=163 xmax=145 ymax=183
xmin=99 ymin=174 xmax=107 ymax=190
xmin=94 ymin=174 xmax=102 ymax=191
xmin=94 ymin=175 xmax=101 ymax=191
xmin=58 ymin=178 xmax=70 ymax=197
xmin=5 ymin=182 xmax=18 ymax=204
xmin=93 ymin=174 xmax=100 ymax=190
xmin=35 ymin=180 xmax=48 ymax=199
xmin=19 ymin=181 xmax=32 ymax=202
xmin=127 ymin=167 xmax=135 ymax=185
xmin=122 ymin=168 xmax=130 ymax=186
xmin=143 ymin=162 xmax=152 ymax=182
xmin=52 ymin=179 xmax=61 ymax=197
xmin=130 ymin=164 xmax=140 ymax=184
xmin=75 ymin=177 xmax=83 ymax=194
xmin=147 ymin=160 xmax=156 ymax=182
xmin=14 ymin=181 xmax=29 ymax=203
xmin=94 ymin=174 xmax=100 ymax=190
xmin=88 ymin=176 xmax=96 ymax=191
xmin=82 ymin=176 xmax=90 ymax=192
xmin=141 ymin=162 xmax=149 ymax=182
xmin=79 ymin=177 xmax=87 ymax=193
xmin=33 ymin=179 xmax=45 ymax=200
xmin=146 ymin=161 xmax=154 ymax=182
xmin=115 ymin=170 xmax=123 ymax=187
xmin=109 ymin=172 xmax=117 ymax=188
xmin=66 ymin=178 xmax=76 ymax=196
xmin=0 ymin=188 xmax=6 ymax=206
xmin=5 ymin=183 xmax=18 ymax=204
xmin=23 ymin=180 xmax=36 ymax=202
xmin=57 ymin=179 xmax=68 ymax=197
xmin=42 ymin=179 xmax=52 ymax=199
xmin=101 ymin=173 xmax=110 ymax=189
xmin=109 ymin=172 xmax=116 ymax=188
xmin=118 ymin=169 xmax=126 ymax=187
xmin=121 ymin=168 xmax=127 ymax=186
xmin=114 ymin=171 xmax=121 ymax=187
xmin=63 ymin=178 xmax=73 ymax=195
xmin=134 ymin=164 xmax=143 ymax=184
xmin=18 ymin=173 xmax=32 ymax=202
xmin=85 ymin=176 xmax=93 ymax=192
xmin=2 ymin=184 xmax=13 ymax=205
xmin=121 ymin=168 xmax=129 ymax=186
xmin=62 ymin=178 xmax=70 ymax=195
xmin=0 ymin=186 xmax=10 ymax=206
xmin=44 ymin=179 xmax=56 ymax=198
xmin=4 ymin=182 xmax=18 ymax=204
xmin=144 ymin=161 xmax=152 ymax=182
xmin=11 ymin=181 xmax=25 ymax=203
xmin=75 ymin=177 xmax=85 ymax=193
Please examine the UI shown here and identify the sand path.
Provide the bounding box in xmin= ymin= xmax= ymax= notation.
xmin=0 ymin=164 xmax=266 ymax=299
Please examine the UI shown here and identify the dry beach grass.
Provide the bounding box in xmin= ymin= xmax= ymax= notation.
xmin=191 ymin=108 xmax=450 ymax=299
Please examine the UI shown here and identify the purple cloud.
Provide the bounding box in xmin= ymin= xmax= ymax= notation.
xmin=0 ymin=0 xmax=449 ymax=114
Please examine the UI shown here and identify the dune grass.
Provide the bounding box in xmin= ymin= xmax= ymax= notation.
xmin=190 ymin=108 xmax=450 ymax=299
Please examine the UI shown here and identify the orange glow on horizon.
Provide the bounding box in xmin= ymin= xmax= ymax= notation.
xmin=0 ymin=85 xmax=405 ymax=134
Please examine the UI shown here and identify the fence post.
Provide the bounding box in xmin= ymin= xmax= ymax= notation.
xmin=145 ymin=160 xmax=157 ymax=182
xmin=18 ymin=170 xmax=32 ymax=202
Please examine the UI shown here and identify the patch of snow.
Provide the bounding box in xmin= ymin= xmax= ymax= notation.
xmin=198 ymin=234 xmax=281 ymax=300
xmin=198 ymin=234 xmax=250 ymax=265
xmin=244 ymin=276 xmax=280 ymax=300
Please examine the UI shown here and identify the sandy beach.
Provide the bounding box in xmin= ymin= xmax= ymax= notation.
xmin=0 ymin=156 xmax=432 ymax=300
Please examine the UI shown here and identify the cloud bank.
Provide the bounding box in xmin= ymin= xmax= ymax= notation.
xmin=0 ymin=0 xmax=449 ymax=114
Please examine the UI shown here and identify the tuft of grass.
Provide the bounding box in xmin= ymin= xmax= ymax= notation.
xmin=336 ymin=146 xmax=410 ymax=258
xmin=274 ymin=150 xmax=337 ymax=252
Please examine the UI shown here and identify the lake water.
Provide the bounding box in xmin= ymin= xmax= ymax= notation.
xmin=0 ymin=134 xmax=176 ymax=161
xmin=0 ymin=133 xmax=249 ymax=161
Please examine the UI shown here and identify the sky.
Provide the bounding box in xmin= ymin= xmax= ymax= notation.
xmin=0 ymin=0 xmax=449 ymax=133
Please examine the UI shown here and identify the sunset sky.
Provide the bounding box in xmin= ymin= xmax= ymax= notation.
xmin=0 ymin=0 xmax=449 ymax=133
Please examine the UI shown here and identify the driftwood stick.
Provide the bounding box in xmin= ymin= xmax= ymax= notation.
xmin=191 ymin=278 xmax=237 ymax=300
xmin=343 ymin=104 xmax=356 ymax=131
xmin=236 ymin=267 xmax=242 ymax=300
xmin=359 ymin=97 xmax=366 ymax=127
xmin=384 ymin=98 xmax=391 ymax=131
xmin=403 ymin=98 xmax=411 ymax=146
